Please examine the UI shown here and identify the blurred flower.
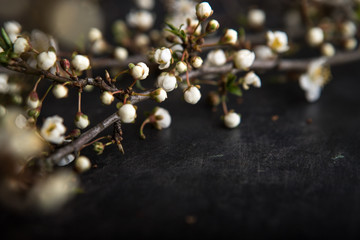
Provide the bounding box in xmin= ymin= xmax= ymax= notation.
xmin=40 ymin=115 xmax=66 ymax=144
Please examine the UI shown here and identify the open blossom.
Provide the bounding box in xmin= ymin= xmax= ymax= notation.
xmin=266 ymin=30 xmax=289 ymax=53
xmin=243 ymin=71 xmax=261 ymax=90
xmin=156 ymin=72 xmax=177 ymax=92
xmin=154 ymin=107 xmax=171 ymax=129
xmin=224 ymin=112 xmax=241 ymax=128
xmin=196 ymin=2 xmax=213 ymax=20
xmin=299 ymin=58 xmax=330 ymax=102
xmin=37 ymin=51 xmax=57 ymax=71
xmin=72 ymin=55 xmax=90 ymax=71
xmin=126 ymin=10 xmax=155 ymax=31
xmin=151 ymin=88 xmax=168 ymax=103
xmin=307 ymin=27 xmax=324 ymax=47
xmin=118 ymin=104 xmax=137 ymax=123
xmin=234 ymin=49 xmax=255 ymax=70
xmin=184 ymin=86 xmax=201 ymax=104
xmin=13 ymin=37 xmax=29 ymax=54
xmin=206 ymin=49 xmax=227 ymax=66
xmin=130 ymin=62 xmax=149 ymax=80
xmin=154 ymin=47 xmax=172 ymax=70
xmin=248 ymin=9 xmax=265 ymax=28
xmin=75 ymin=112 xmax=90 ymax=129
xmin=222 ymin=29 xmax=238 ymax=45
xmin=40 ymin=115 xmax=66 ymax=144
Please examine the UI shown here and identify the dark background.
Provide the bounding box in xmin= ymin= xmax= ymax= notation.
xmin=1 ymin=0 xmax=360 ymax=239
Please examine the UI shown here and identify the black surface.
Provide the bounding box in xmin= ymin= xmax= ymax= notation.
xmin=1 ymin=62 xmax=360 ymax=239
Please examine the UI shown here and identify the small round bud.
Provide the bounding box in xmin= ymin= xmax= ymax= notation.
xmin=27 ymin=91 xmax=40 ymax=109
xmin=91 ymin=39 xmax=107 ymax=55
xmin=321 ymin=43 xmax=335 ymax=57
xmin=254 ymin=45 xmax=275 ymax=60
xmin=69 ymin=129 xmax=81 ymax=138
xmin=37 ymin=51 xmax=57 ymax=71
xmin=154 ymin=47 xmax=172 ymax=70
xmin=52 ymin=84 xmax=68 ymax=99
xmin=151 ymin=88 xmax=168 ymax=103
xmin=207 ymin=49 xmax=227 ymax=66
xmin=184 ymin=86 xmax=201 ymax=104
xmin=88 ymin=28 xmax=102 ymax=42
xmin=75 ymin=112 xmax=90 ymax=129
xmin=72 ymin=55 xmax=90 ymax=72
xmin=75 ymin=156 xmax=91 ymax=173
xmin=118 ymin=103 xmax=137 ymax=123
xmin=224 ymin=112 xmax=241 ymax=128
xmin=100 ymin=91 xmax=114 ymax=105
xmin=4 ymin=21 xmax=21 ymax=34
xmin=234 ymin=49 xmax=255 ymax=70
xmin=176 ymin=61 xmax=188 ymax=73
xmin=191 ymin=56 xmax=203 ymax=68
xmin=221 ymin=29 xmax=238 ymax=45
xmin=130 ymin=62 xmax=149 ymax=80
xmin=196 ymin=2 xmax=213 ymax=21
xmin=27 ymin=108 xmax=40 ymax=118
xmin=126 ymin=10 xmax=155 ymax=31
xmin=344 ymin=37 xmax=357 ymax=50
xmin=248 ymin=9 xmax=266 ymax=28
xmin=206 ymin=19 xmax=220 ymax=33
xmin=13 ymin=37 xmax=29 ymax=54
xmin=156 ymin=72 xmax=177 ymax=92
xmin=341 ymin=21 xmax=357 ymax=38
xmin=307 ymin=27 xmax=324 ymax=47
xmin=60 ymin=59 xmax=71 ymax=71
xmin=93 ymin=142 xmax=104 ymax=155
xmin=114 ymin=47 xmax=128 ymax=62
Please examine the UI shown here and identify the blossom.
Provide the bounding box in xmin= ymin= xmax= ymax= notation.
xmin=196 ymin=2 xmax=213 ymax=20
xmin=243 ymin=71 xmax=261 ymax=90
xmin=266 ymin=30 xmax=289 ymax=53
xmin=118 ymin=104 xmax=137 ymax=123
xmin=176 ymin=61 xmax=187 ymax=73
xmin=154 ymin=107 xmax=171 ymax=129
xmin=191 ymin=56 xmax=203 ymax=68
xmin=126 ymin=10 xmax=155 ymax=31
xmin=206 ymin=49 xmax=227 ymax=66
xmin=184 ymin=86 xmax=201 ymax=104
xmin=154 ymin=47 xmax=172 ymax=70
xmin=72 ymin=54 xmax=90 ymax=71
xmin=75 ymin=156 xmax=92 ymax=173
xmin=254 ymin=45 xmax=275 ymax=60
xmin=151 ymin=88 xmax=168 ymax=103
xmin=156 ymin=72 xmax=177 ymax=92
xmin=321 ymin=43 xmax=335 ymax=57
xmin=114 ymin=47 xmax=128 ymax=61
xmin=222 ymin=29 xmax=238 ymax=45
xmin=75 ymin=112 xmax=90 ymax=129
xmin=206 ymin=19 xmax=220 ymax=33
xmin=52 ymin=84 xmax=68 ymax=99
xmin=248 ymin=9 xmax=265 ymax=28
xmin=224 ymin=112 xmax=241 ymax=128
xmin=100 ymin=91 xmax=114 ymax=105
xmin=135 ymin=0 xmax=155 ymax=10
xmin=13 ymin=37 xmax=29 ymax=54
xmin=4 ymin=21 xmax=21 ymax=42
xmin=234 ymin=49 xmax=255 ymax=70
xmin=37 ymin=51 xmax=57 ymax=71
xmin=299 ymin=58 xmax=330 ymax=102
xmin=40 ymin=115 xmax=66 ymax=144
xmin=130 ymin=62 xmax=149 ymax=80
xmin=307 ymin=27 xmax=324 ymax=47
xmin=341 ymin=21 xmax=357 ymax=38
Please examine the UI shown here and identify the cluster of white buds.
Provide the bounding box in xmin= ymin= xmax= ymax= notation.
xmin=100 ymin=91 xmax=115 ymax=105
xmin=247 ymin=9 xmax=266 ymax=28
xmin=72 ymin=54 xmax=90 ymax=72
xmin=130 ymin=62 xmax=149 ymax=80
xmin=234 ymin=49 xmax=255 ymax=70
xmin=75 ymin=112 xmax=90 ymax=129
xmin=40 ymin=115 xmax=66 ymax=144
xmin=184 ymin=85 xmax=201 ymax=104
xmin=75 ymin=156 xmax=91 ymax=173
xmin=307 ymin=27 xmax=324 ymax=47
xmin=221 ymin=29 xmax=238 ymax=45
xmin=154 ymin=47 xmax=173 ymax=70
xmin=114 ymin=47 xmax=128 ymax=62
xmin=243 ymin=71 xmax=261 ymax=90
xmin=150 ymin=88 xmax=168 ymax=103
xmin=266 ymin=31 xmax=289 ymax=53
xmin=156 ymin=72 xmax=177 ymax=92
xmin=4 ymin=21 xmax=21 ymax=42
xmin=196 ymin=2 xmax=213 ymax=21
xmin=223 ymin=112 xmax=241 ymax=128
xmin=13 ymin=37 xmax=30 ymax=55
xmin=191 ymin=56 xmax=203 ymax=68
xmin=118 ymin=103 xmax=137 ymax=123
xmin=52 ymin=84 xmax=68 ymax=99
xmin=37 ymin=51 xmax=57 ymax=71
xmin=206 ymin=49 xmax=227 ymax=66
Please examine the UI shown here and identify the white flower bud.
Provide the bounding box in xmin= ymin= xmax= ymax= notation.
xmin=234 ymin=49 xmax=255 ymax=70
xmin=114 ymin=47 xmax=128 ymax=62
xmin=88 ymin=28 xmax=102 ymax=42
xmin=156 ymin=72 xmax=177 ymax=92
xmin=344 ymin=37 xmax=357 ymax=50
xmin=91 ymin=39 xmax=107 ymax=55
xmin=4 ymin=21 xmax=21 ymax=34
xmin=100 ymin=91 xmax=114 ymax=105
xmin=248 ymin=9 xmax=266 ymax=28
xmin=154 ymin=47 xmax=172 ymax=70
xmin=37 ymin=51 xmax=57 ymax=71
xmin=266 ymin=31 xmax=289 ymax=53
xmin=184 ymin=86 xmax=201 ymax=104
xmin=154 ymin=107 xmax=171 ymax=129
xmin=321 ymin=43 xmax=335 ymax=57
xmin=0 ymin=73 xmax=9 ymax=94
xmin=187 ymin=19 xmax=202 ymax=35
xmin=196 ymin=2 xmax=213 ymax=20
xmin=222 ymin=29 xmax=238 ymax=45
xmin=191 ymin=56 xmax=203 ymax=68
xmin=13 ymin=37 xmax=29 ymax=54
xmin=27 ymin=91 xmax=40 ymax=109
xmin=75 ymin=156 xmax=91 ymax=173
xmin=52 ymin=84 xmax=68 ymax=99
xmin=243 ymin=71 xmax=261 ymax=90
xmin=206 ymin=19 xmax=220 ymax=33
xmin=75 ymin=113 xmax=90 ymax=129
xmin=126 ymin=10 xmax=155 ymax=31
xmin=207 ymin=49 xmax=227 ymax=66
xmin=118 ymin=103 xmax=137 ymax=123
xmin=134 ymin=34 xmax=150 ymax=47
xmin=151 ymin=88 xmax=168 ymax=103
xmin=307 ymin=27 xmax=324 ymax=47
xmin=224 ymin=112 xmax=241 ymax=128
xmin=176 ymin=61 xmax=187 ymax=73
xmin=72 ymin=55 xmax=90 ymax=72
xmin=40 ymin=115 xmax=66 ymax=144
xmin=341 ymin=21 xmax=357 ymax=38
xmin=130 ymin=62 xmax=149 ymax=80
xmin=135 ymin=0 xmax=155 ymax=10
xmin=254 ymin=45 xmax=275 ymax=60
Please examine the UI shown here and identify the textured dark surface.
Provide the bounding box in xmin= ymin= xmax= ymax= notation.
xmin=1 ymin=62 xmax=360 ymax=239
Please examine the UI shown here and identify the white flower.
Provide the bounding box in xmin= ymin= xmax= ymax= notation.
xmin=88 ymin=27 xmax=102 ymax=42
xmin=151 ymin=88 xmax=168 ymax=103
xmin=72 ymin=55 xmax=90 ymax=72
xmin=75 ymin=156 xmax=91 ymax=173
xmin=176 ymin=61 xmax=187 ymax=73
xmin=344 ymin=38 xmax=357 ymax=50
xmin=52 ymin=84 xmax=68 ymax=99
xmin=130 ymin=62 xmax=149 ymax=80
xmin=126 ymin=10 xmax=155 ymax=31
xmin=75 ymin=113 xmax=90 ymax=129
xmin=154 ymin=107 xmax=171 ymax=129
xmin=135 ymin=0 xmax=155 ymax=10
xmin=91 ymin=39 xmax=107 ymax=55
xmin=307 ymin=27 xmax=324 ymax=47
xmin=321 ymin=43 xmax=335 ymax=57
xmin=118 ymin=104 xmax=137 ymax=123
xmin=191 ymin=56 xmax=203 ymax=68
xmin=37 ymin=51 xmax=57 ymax=71
xmin=254 ymin=45 xmax=275 ymax=60
xmin=114 ymin=47 xmax=128 ymax=61
xmin=341 ymin=21 xmax=357 ymax=38
xmin=206 ymin=19 xmax=220 ymax=33
xmin=156 ymin=72 xmax=177 ymax=92
xmin=40 ymin=115 xmax=66 ymax=144
xmin=4 ymin=21 xmax=21 ymax=34
xmin=248 ymin=9 xmax=265 ymax=28
xmin=196 ymin=2 xmax=213 ymax=20
xmin=206 ymin=49 xmax=227 ymax=66
xmin=266 ymin=30 xmax=289 ymax=53
xmin=299 ymin=58 xmax=329 ymax=102
xmin=27 ymin=91 xmax=40 ymax=109
xmin=234 ymin=49 xmax=255 ymax=70
xmin=0 ymin=73 xmax=9 ymax=94
xmin=224 ymin=112 xmax=241 ymax=128
xmin=222 ymin=29 xmax=238 ymax=45
xmin=13 ymin=37 xmax=29 ymax=54
xmin=184 ymin=86 xmax=201 ymax=104
xmin=154 ymin=47 xmax=172 ymax=70
xmin=243 ymin=71 xmax=261 ymax=90
xmin=100 ymin=91 xmax=114 ymax=105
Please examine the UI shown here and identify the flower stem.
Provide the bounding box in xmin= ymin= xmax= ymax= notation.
xmin=139 ymin=118 xmax=151 ymax=139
